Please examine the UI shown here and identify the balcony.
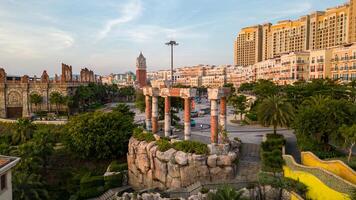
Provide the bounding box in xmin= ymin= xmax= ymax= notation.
xmin=317 ymin=59 xmax=324 ymax=63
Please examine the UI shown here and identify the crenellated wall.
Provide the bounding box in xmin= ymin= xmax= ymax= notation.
xmin=127 ymin=137 xmax=240 ymax=190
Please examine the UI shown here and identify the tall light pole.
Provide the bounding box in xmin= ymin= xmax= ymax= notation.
xmin=165 ymin=40 xmax=178 ymax=86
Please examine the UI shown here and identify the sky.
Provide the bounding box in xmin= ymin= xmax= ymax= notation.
xmin=0 ymin=0 xmax=347 ymax=76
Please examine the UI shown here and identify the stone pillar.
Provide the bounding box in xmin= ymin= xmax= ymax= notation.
xmin=22 ymin=85 xmax=30 ymax=118
xmin=0 ymin=85 xmax=6 ymax=118
xmin=151 ymin=96 xmax=158 ymax=134
xmin=184 ymin=98 xmax=191 ymax=140
xmin=164 ymin=96 xmax=171 ymax=137
xmin=145 ymin=95 xmax=152 ymax=131
xmin=220 ymin=97 xmax=227 ymax=131
xmin=210 ymin=99 xmax=218 ymax=144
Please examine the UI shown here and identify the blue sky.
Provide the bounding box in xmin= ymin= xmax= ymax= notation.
xmin=0 ymin=0 xmax=346 ymax=75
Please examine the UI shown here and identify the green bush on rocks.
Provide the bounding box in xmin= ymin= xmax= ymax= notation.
xmin=132 ymin=128 xmax=155 ymax=142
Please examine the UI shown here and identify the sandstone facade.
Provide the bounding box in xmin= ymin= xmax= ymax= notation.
xmin=127 ymin=137 xmax=241 ymax=190
xmin=0 ymin=63 xmax=99 ymax=118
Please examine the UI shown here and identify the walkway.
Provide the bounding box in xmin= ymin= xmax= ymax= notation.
xmin=236 ymin=143 xmax=260 ymax=182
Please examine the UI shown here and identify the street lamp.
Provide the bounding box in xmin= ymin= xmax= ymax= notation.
xmin=165 ymin=40 xmax=178 ymax=86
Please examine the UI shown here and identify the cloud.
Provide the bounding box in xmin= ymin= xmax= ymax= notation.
xmin=108 ymin=22 xmax=211 ymax=43
xmin=97 ymin=0 xmax=142 ymax=40
xmin=266 ymin=2 xmax=312 ymax=20
xmin=0 ymin=23 xmax=74 ymax=58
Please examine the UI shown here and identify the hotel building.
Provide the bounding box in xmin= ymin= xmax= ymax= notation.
xmin=235 ymin=0 xmax=355 ymax=66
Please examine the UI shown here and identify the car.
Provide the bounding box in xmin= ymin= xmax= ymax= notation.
xmin=190 ymin=119 xmax=196 ymax=127
xmin=191 ymin=111 xmax=198 ymax=118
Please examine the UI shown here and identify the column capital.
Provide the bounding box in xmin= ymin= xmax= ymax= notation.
xmin=207 ymin=87 xmax=231 ymax=100
xmin=143 ymin=86 xmax=160 ymax=96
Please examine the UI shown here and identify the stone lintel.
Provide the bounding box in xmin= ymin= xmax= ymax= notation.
xmin=143 ymin=87 xmax=160 ymax=96
xmin=159 ymin=88 xmax=197 ymax=98
xmin=208 ymin=87 xmax=231 ymax=100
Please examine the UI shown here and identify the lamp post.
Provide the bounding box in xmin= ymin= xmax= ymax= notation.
xmin=165 ymin=40 xmax=178 ymax=86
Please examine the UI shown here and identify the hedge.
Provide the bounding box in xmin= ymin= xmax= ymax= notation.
xmin=108 ymin=161 xmax=128 ymax=172
xmin=104 ymin=173 xmax=123 ymax=189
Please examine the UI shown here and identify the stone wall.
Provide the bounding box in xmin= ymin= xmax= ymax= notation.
xmin=127 ymin=137 xmax=240 ymax=190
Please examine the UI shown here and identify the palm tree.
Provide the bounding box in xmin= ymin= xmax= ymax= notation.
xmin=29 ymin=93 xmax=42 ymax=113
xmin=13 ymin=172 xmax=49 ymax=200
xmin=257 ymin=95 xmax=294 ymax=134
xmin=207 ymin=185 xmax=244 ymax=200
xmin=12 ymin=118 xmax=35 ymax=145
xmin=49 ymin=92 xmax=63 ymax=115
xmin=302 ymin=95 xmax=330 ymax=108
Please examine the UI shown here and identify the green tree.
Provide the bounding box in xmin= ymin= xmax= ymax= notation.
xmin=257 ymin=95 xmax=294 ymax=134
xmin=229 ymin=94 xmax=248 ymax=121
xmin=13 ymin=172 xmax=49 ymax=200
xmin=29 ymin=93 xmax=42 ymax=112
xmin=50 ymin=92 xmax=64 ymax=115
xmin=339 ymin=124 xmax=356 ymax=163
xmin=294 ymin=97 xmax=355 ymax=149
xmin=64 ymin=110 xmax=135 ymax=159
xmin=135 ymin=90 xmax=146 ymax=113
xmin=12 ymin=118 xmax=36 ymax=145
xmin=113 ymin=103 xmax=135 ymax=119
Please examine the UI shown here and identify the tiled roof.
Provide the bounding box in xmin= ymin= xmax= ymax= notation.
xmin=0 ymin=159 xmax=10 ymax=168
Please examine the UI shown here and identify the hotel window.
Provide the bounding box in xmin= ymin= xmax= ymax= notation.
xmin=333 ymin=74 xmax=339 ymax=80
xmin=352 ymin=74 xmax=356 ymax=80
xmin=0 ymin=174 xmax=6 ymax=191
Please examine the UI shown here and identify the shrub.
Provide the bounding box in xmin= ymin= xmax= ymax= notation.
xmin=132 ymin=128 xmax=155 ymax=142
xmin=172 ymin=140 xmax=209 ymax=155
xmin=80 ymin=175 xmax=104 ymax=190
xmin=79 ymin=175 xmax=106 ymax=198
xmin=156 ymin=139 xmax=173 ymax=152
xmin=261 ymin=135 xmax=285 ymax=152
xmin=245 ymin=112 xmax=257 ymax=121
xmin=108 ymin=161 xmax=128 ymax=172
xmin=234 ymin=137 xmax=242 ymax=143
xmin=200 ymin=187 xmax=210 ymax=194
xmin=79 ymin=186 xmax=105 ymax=199
xmin=104 ymin=173 xmax=123 ymax=189
xmin=261 ymin=134 xmax=285 ymax=172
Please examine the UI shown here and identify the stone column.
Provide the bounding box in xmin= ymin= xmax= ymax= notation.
xmin=210 ymin=99 xmax=218 ymax=144
xmin=220 ymin=97 xmax=227 ymax=131
xmin=151 ymin=96 xmax=158 ymax=134
xmin=164 ymin=96 xmax=171 ymax=137
xmin=22 ymin=85 xmax=30 ymax=118
xmin=184 ymin=98 xmax=191 ymax=140
xmin=145 ymin=95 xmax=152 ymax=131
xmin=0 ymin=85 xmax=6 ymax=118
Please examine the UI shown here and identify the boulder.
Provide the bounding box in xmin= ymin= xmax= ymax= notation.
xmin=207 ymin=155 xmax=217 ymax=168
xmin=156 ymin=148 xmax=177 ymax=162
xmin=170 ymin=177 xmax=182 ymax=189
xmin=216 ymin=155 xmax=233 ymax=166
xmin=168 ymin=162 xmax=180 ymax=178
xmin=189 ymin=154 xmax=206 ymax=165
xmin=136 ymin=153 xmax=150 ymax=173
xmin=146 ymin=141 xmax=157 ymax=153
xmin=175 ymin=151 xmax=188 ymax=165
xmin=153 ymin=158 xmax=167 ymax=183
xmin=137 ymin=141 xmax=148 ymax=154
xmin=180 ymin=165 xmax=195 ymax=187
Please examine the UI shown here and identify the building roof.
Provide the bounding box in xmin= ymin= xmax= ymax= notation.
xmin=0 ymin=156 xmax=20 ymax=174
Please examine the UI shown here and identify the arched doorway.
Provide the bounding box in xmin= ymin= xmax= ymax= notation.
xmin=7 ymin=91 xmax=23 ymax=119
